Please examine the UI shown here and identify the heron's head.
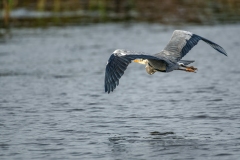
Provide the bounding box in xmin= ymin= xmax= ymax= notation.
xmin=133 ymin=59 xmax=148 ymax=65
xmin=133 ymin=59 xmax=155 ymax=75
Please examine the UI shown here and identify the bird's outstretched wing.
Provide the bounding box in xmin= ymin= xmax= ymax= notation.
xmin=105 ymin=49 xmax=170 ymax=93
xmin=161 ymin=30 xmax=227 ymax=61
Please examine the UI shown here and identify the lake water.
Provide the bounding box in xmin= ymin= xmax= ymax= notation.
xmin=0 ymin=23 xmax=240 ymax=160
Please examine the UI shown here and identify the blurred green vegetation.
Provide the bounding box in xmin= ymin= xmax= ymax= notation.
xmin=1 ymin=0 xmax=240 ymax=28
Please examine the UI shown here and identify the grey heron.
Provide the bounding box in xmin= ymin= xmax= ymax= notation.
xmin=104 ymin=30 xmax=227 ymax=93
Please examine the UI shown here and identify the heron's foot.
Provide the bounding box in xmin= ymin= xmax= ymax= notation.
xmin=186 ymin=66 xmax=197 ymax=73
xmin=189 ymin=66 xmax=198 ymax=70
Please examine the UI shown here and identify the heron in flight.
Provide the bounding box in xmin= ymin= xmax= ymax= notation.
xmin=104 ymin=30 xmax=227 ymax=93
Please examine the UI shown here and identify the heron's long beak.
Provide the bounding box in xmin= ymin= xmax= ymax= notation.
xmin=133 ymin=59 xmax=147 ymax=65
xmin=133 ymin=59 xmax=141 ymax=63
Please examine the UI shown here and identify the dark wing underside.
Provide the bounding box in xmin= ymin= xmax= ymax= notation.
xmin=104 ymin=49 xmax=170 ymax=93
xmin=160 ymin=30 xmax=227 ymax=62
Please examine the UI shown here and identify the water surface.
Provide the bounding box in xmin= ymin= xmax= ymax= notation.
xmin=0 ymin=23 xmax=240 ymax=159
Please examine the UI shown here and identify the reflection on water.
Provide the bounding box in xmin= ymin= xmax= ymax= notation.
xmin=0 ymin=23 xmax=240 ymax=159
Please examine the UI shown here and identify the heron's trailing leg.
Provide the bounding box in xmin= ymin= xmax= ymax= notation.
xmin=185 ymin=67 xmax=197 ymax=72
xmin=178 ymin=64 xmax=197 ymax=73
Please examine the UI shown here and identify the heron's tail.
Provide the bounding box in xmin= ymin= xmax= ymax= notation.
xmin=178 ymin=60 xmax=194 ymax=65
